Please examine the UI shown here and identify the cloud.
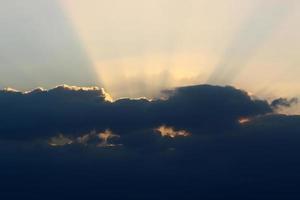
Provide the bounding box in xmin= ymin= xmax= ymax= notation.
xmin=0 ymin=84 xmax=271 ymax=140
xmin=271 ymin=97 xmax=298 ymax=108
xmin=48 ymin=129 xmax=121 ymax=147
xmin=0 ymin=84 xmax=300 ymax=199
xmin=155 ymin=125 xmax=190 ymax=138
xmin=2 ymin=112 xmax=300 ymax=199
xmin=49 ymin=134 xmax=73 ymax=147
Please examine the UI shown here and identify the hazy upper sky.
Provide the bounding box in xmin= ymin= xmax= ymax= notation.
xmin=1 ymin=0 xmax=300 ymax=99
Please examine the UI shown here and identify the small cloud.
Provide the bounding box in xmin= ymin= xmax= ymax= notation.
xmin=49 ymin=134 xmax=73 ymax=147
xmin=97 ymin=129 xmax=121 ymax=147
xmin=271 ymin=97 xmax=299 ymax=114
xmin=48 ymin=130 xmax=121 ymax=148
xmin=155 ymin=125 xmax=191 ymax=138
xmin=271 ymin=97 xmax=298 ymax=109
xmin=76 ymin=130 xmax=98 ymax=145
xmin=238 ymin=117 xmax=251 ymax=125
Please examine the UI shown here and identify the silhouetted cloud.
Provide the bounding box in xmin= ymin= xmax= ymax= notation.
xmin=0 ymin=84 xmax=271 ymax=140
xmin=271 ymin=97 xmax=298 ymax=109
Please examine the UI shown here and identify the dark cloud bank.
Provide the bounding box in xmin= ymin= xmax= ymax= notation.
xmin=1 ymin=84 xmax=300 ymax=199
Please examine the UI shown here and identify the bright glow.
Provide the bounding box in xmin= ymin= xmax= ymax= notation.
xmin=2 ymin=88 xmax=19 ymax=93
xmin=24 ymin=87 xmax=46 ymax=94
xmin=92 ymin=53 xmax=213 ymax=98
xmin=54 ymin=84 xmax=100 ymax=91
xmin=100 ymin=88 xmax=114 ymax=102
xmin=59 ymin=0 xmax=300 ymax=101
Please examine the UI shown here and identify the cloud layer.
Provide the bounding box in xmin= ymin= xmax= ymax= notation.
xmin=0 ymin=84 xmax=271 ymax=140
xmin=1 ymin=84 xmax=300 ymax=199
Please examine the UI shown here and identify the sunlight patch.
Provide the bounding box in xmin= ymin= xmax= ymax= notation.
xmin=97 ymin=130 xmax=121 ymax=147
xmin=155 ymin=125 xmax=191 ymax=138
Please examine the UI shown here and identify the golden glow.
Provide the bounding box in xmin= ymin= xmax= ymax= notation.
xmin=54 ymin=85 xmax=100 ymax=91
xmin=156 ymin=125 xmax=191 ymax=138
xmin=93 ymin=53 xmax=215 ymax=98
xmin=2 ymin=88 xmax=19 ymax=93
xmin=100 ymin=88 xmax=114 ymax=102
xmin=24 ymin=87 xmax=46 ymax=94
xmin=60 ymin=0 xmax=300 ymax=105
xmin=98 ymin=129 xmax=121 ymax=147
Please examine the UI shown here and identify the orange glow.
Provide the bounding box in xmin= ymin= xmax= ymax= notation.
xmin=238 ymin=117 xmax=251 ymax=124
xmin=155 ymin=125 xmax=191 ymax=138
xmin=97 ymin=129 xmax=121 ymax=147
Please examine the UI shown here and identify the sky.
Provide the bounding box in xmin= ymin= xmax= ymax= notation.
xmin=2 ymin=1 xmax=300 ymax=198
xmin=0 ymin=0 xmax=299 ymax=99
